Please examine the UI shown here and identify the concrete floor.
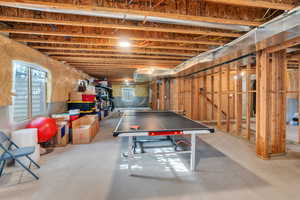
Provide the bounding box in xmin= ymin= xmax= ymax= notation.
xmin=1 ymin=114 xmax=300 ymax=200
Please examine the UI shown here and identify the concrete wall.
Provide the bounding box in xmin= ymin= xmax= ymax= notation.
xmin=0 ymin=35 xmax=90 ymax=133
xmin=112 ymin=83 xmax=149 ymax=108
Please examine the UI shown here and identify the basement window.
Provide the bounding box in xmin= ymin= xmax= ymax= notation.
xmin=122 ymin=88 xmax=135 ymax=102
xmin=12 ymin=61 xmax=48 ymax=122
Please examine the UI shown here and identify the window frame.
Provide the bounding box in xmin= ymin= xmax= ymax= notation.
xmin=12 ymin=60 xmax=48 ymax=122
xmin=121 ymin=87 xmax=135 ymax=102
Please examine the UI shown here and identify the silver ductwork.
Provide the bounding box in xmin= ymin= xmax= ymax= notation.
xmin=0 ymin=2 xmax=250 ymax=31
xmin=170 ymin=6 xmax=300 ymax=75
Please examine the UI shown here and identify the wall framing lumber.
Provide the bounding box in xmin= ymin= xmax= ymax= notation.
xmin=234 ymin=62 xmax=242 ymax=136
xmin=246 ymin=57 xmax=252 ymax=140
xmin=256 ymin=50 xmax=270 ymax=159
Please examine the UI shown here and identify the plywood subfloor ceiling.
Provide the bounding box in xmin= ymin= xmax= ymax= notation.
xmin=0 ymin=0 xmax=298 ymax=80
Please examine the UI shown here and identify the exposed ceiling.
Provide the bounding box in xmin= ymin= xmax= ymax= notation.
xmin=0 ymin=0 xmax=298 ymax=80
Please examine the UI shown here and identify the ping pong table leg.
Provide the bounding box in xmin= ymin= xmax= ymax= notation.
xmin=128 ymin=136 xmax=134 ymax=175
xmin=190 ymin=134 xmax=197 ymax=171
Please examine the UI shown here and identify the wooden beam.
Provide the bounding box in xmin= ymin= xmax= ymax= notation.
xmin=14 ymin=38 xmax=207 ymax=51
xmin=271 ymin=50 xmax=286 ymax=154
xmin=33 ymin=46 xmax=196 ymax=57
xmin=0 ymin=28 xmax=225 ymax=45
xmin=267 ymin=36 xmax=300 ymax=53
xmin=235 ymin=62 xmax=242 ymax=136
xmin=192 ymin=76 xmax=200 ymax=120
xmin=256 ymin=50 xmax=270 ymax=159
xmin=226 ymin=64 xmax=230 ymax=132
xmin=0 ymin=16 xmax=242 ymax=38
xmin=245 ymin=57 xmax=251 ymax=140
xmin=204 ymin=0 xmax=295 ymax=10
xmin=0 ymin=0 xmax=262 ymax=26
xmin=53 ymin=56 xmax=182 ymax=64
xmin=71 ymin=64 xmax=173 ymax=69
xmin=217 ymin=66 xmax=222 ymax=129
xmin=47 ymin=52 xmax=190 ymax=60
xmin=68 ymin=62 xmax=175 ymax=67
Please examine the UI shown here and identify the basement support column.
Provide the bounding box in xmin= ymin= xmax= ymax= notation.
xmin=246 ymin=58 xmax=252 ymax=140
xmin=217 ymin=67 xmax=222 ymax=129
xmin=211 ymin=70 xmax=215 ymax=121
xmin=271 ymin=50 xmax=286 ymax=154
xmin=256 ymin=50 xmax=270 ymax=159
xmin=226 ymin=64 xmax=231 ymax=132
xmin=203 ymin=72 xmax=208 ymax=121
xmin=235 ymin=62 xmax=242 ymax=136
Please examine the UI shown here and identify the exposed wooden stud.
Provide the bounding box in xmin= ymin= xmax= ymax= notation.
xmin=217 ymin=66 xmax=222 ymax=129
xmin=256 ymin=50 xmax=270 ymax=159
xmin=272 ymin=50 xmax=286 ymax=154
xmin=245 ymin=57 xmax=252 ymax=140
xmin=226 ymin=64 xmax=231 ymax=132
xmin=235 ymin=62 xmax=242 ymax=136
xmin=211 ymin=70 xmax=215 ymax=121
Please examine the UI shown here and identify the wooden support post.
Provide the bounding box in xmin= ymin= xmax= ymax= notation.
xmin=271 ymin=50 xmax=286 ymax=154
xmin=203 ymin=72 xmax=208 ymax=120
xmin=217 ymin=67 xmax=222 ymax=128
xmin=160 ymin=79 xmax=166 ymax=111
xmin=192 ymin=76 xmax=200 ymax=120
xmin=235 ymin=63 xmax=242 ymax=136
xmin=226 ymin=65 xmax=231 ymax=132
xmin=211 ymin=70 xmax=215 ymax=121
xmin=256 ymin=50 xmax=270 ymax=159
xmin=246 ymin=57 xmax=252 ymax=140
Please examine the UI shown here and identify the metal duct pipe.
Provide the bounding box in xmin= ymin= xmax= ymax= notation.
xmin=171 ymin=6 xmax=300 ymax=76
xmin=0 ymin=3 xmax=250 ymax=31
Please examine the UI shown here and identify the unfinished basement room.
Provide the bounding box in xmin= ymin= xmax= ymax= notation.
xmin=1 ymin=0 xmax=300 ymax=200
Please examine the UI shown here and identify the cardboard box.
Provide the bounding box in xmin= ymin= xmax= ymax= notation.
xmin=72 ymin=115 xmax=99 ymax=144
xmin=54 ymin=121 xmax=69 ymax=146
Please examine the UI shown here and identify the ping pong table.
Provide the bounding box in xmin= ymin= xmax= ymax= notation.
xmin=113 ymin=111 xmax=214 ymax=173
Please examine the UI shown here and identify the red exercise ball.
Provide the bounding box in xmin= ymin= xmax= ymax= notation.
xmin=26 ymin=117 xmax=58 ymax=143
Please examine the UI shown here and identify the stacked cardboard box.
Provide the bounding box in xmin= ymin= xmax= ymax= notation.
xmin=54 ymin=121 xmax=69 ymax=146
xmin=72 ymin=115 xmax=100 ymax=144
xmin=51 ymin=114 xmax=70 ymax=147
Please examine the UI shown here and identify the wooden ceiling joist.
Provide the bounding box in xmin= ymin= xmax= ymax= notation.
xmin=47 ymin=52 xmax=189 ymax=60
xmin=204 ymin=0 xmax=295 ymax=10
xmin=0 ymin=29 xmax=225 ymax=45
xmin=53 ymin=56 xmax=182 ymax=64
xmin=71 ymin=64 xmax=174 ymax=69
xmin=67 ymin=61 xmax=176 ymax=69
xmin=0 ymin=0 xmax=262 ymax=26
xmin=14 ymin=38 xmax=208 ymax=51
xmin=32 ymin=46 xmax=196 ymax=57
xmin=0 ymin=16 xmax=242 ymax=38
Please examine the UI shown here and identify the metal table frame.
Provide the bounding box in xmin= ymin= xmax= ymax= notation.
xmin=113 ymin=111 xmax=214 ymax=173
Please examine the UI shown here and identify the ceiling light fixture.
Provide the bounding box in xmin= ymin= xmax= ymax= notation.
xmin=119 ymin=41 xmax=131 ymax=48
